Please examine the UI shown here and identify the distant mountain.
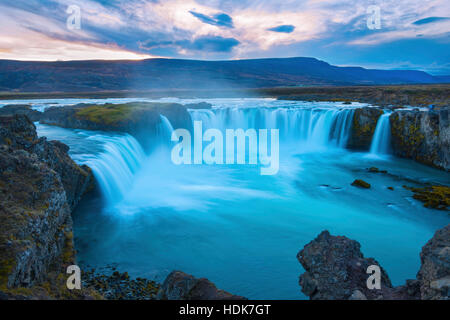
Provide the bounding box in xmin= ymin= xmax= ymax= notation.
xmin=0 ymin=57 xmax=447 ymax=92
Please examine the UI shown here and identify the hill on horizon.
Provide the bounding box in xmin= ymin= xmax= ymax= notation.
xmin=0 ymin=57 xmax=448 ymax=92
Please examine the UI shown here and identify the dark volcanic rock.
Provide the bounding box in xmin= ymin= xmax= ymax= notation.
xmin=157 ymin=271 xmax=246 ymax=300
xmin=351 ymin=179 xmax=371 ymax=189
xmin=390 ymin=108 xmax=449 ymax=170
xmin=0 ymin=115 xmax=93 ymax=209
xmin=0 ymin=115 xmax=96 ymax=299
xmin=298 ymin=227 xmax=450 ymax=300
xmin=417 ymin=225 xmax=450 ymax=300
xmin=0 ymin=144 xmax=72 ymax=288
xmin=297 ymin=231 xmax=417 ymax=300
xmin=0 ymin=105 xmax=42 ymax=121
xmin=83 ymin=269 xmax=160 ymax=300
xmin=347 ymin=107 xmax=383 ymax=150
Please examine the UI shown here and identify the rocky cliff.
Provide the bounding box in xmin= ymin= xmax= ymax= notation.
xmin=39 ymin=102 xmax=192 ymax=150
xmin=0 ymin=105 xmax=41 ymax=122
xmin=347 ymin=107 xmax=383 ymax=150
xmin=0 ymin=115 xmax=95 ymax=299
xmin=417 ymin=225 xmax=450 ymax=300
xmin=390 ymin=108 xmax=449 ymax=170
xmin=298 ymin=225 xmax=449 ymax=300
xmin=157 ymin=271 xmax=246 ymax=300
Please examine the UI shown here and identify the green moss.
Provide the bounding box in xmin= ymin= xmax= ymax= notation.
xmin=75 ymin=104 xmax=135 ymax=125
xmin=403 ymin=185 xmax=450 ymax=210
xmin=62 ymin=231 xmax=75 ymax=264
xmin=390 ymin=113 xmax=426 ymax=159
xmin=0 ymin=258 xmax=15 ymax=288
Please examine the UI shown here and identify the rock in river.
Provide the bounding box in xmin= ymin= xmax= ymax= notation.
xmin=298 ymin=226 xmax=450 ymax=300
xmin=157 ymin=271 xmax=247 ymax=300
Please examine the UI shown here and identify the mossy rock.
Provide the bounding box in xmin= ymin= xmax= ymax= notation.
xmin=403 ymin=185 xmax=450 ymax=210
xmin=351 ymin=179 xmax=371 ymax=189
xmin=368 ymin=167 xmax=387 ymax=174
xmin=347 ymin=107 xmax=383 ymax=150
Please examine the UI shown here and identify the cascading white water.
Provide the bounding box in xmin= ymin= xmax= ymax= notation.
xmin=86 ymin=134 xmax=146 ymax=204
xmin=189 ymin=107 xmax=355 ymax=149
xmin=370 ymin=112 xmax=392 ymax=155
xmin=157 ymin=115 xmax=174 ymax=142
xmin=35 ymin=100 xmax=449 ymax=300
xmin=84 ymin=106 xmax=355 ymax=206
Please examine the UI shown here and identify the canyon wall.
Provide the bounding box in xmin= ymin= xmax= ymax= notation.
xmin=390 ymin=108 xmax=449 ymax=170
xmin=0 ymin=115 xmax=96 ymax=299
xmin=347 ymin=107 xmax=383 ymax=150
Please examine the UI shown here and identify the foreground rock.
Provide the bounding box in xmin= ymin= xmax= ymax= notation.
xmin=0 ymin=115 xmax=96 ymax=299
xmin=83 ymin=269 xmax=160 ymax=300
xmin=297 ymin=231 xmax=401 ymax=300
xmin=157 ymin=271 xmax=247 ymax=300
xmin=0 ymin=115 xmax=93 ymax=209
xmin=347 ymin=107 xmax=383 ymax=150
xmin=390 ymin=108 xmax=449 ymax=170
xmin=298 ymin=226 xmax=450 ymax=300
xmin=417 ymin=225 xmax=450 ymax=299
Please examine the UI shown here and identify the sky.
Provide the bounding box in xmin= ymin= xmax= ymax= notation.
xmin=0 ymin=0 xmax=449 ymax=74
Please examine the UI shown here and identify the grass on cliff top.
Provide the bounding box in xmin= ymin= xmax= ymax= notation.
xmin=74 ymin=102 xmax=176 ymax=125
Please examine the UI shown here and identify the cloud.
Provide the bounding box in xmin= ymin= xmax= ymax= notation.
xmin=413 ymin=17 xmax=450 ymax=25
xmin=141 ymin=35 xmax=239 ymax=54
xmin=267 ymin=25 xmax=295 ymax=33
xmin=190 ymin=35 xmax=239 ymax=51
xmin=189 ymin=11 xmax=234 ymax=28
xmin=0 ymin=0 xmax=448 ymax=73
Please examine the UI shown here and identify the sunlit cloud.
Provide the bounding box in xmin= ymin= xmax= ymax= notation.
xmin=0 ymin=0 xmax=448 ymax=73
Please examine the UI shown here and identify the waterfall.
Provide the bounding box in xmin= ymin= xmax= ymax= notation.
xmin=370 ymin=112 xmax=392 ymax=156
xmin=86 ymin=105 xmax=356 ymax=205
xmin=157 ymin=115 xmax=175 ymax=143
xmin=86 ymin=134 xmax=146 ymax=204
xmin=189 ymin=107 xmax=355 ymax=148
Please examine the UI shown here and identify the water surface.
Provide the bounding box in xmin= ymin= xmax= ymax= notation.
xmin=28 ymin=98 xmax=449 ymax=299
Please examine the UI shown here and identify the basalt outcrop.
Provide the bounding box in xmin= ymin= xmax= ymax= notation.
xmin=0 ymin=105 xmax=42 ymax=122
xmin=347 ymin=107 xmax=383 ymax=150
xmin=298 ymin=226 xmax=450 ymax=300
xmin=390 ymin=108 xmax=449 ymax=170
xmin=0 ymin=115 xmax=93 ymax=209
xmin=39 ymin=102 xmax=192 ymax=150
xmin=0 ymin=115 xmax=96 ymax=299
xmin=417 ymin=224 xmax=450 ymax=299
xmin=157 ymin=271 xmax=247 ymax=300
